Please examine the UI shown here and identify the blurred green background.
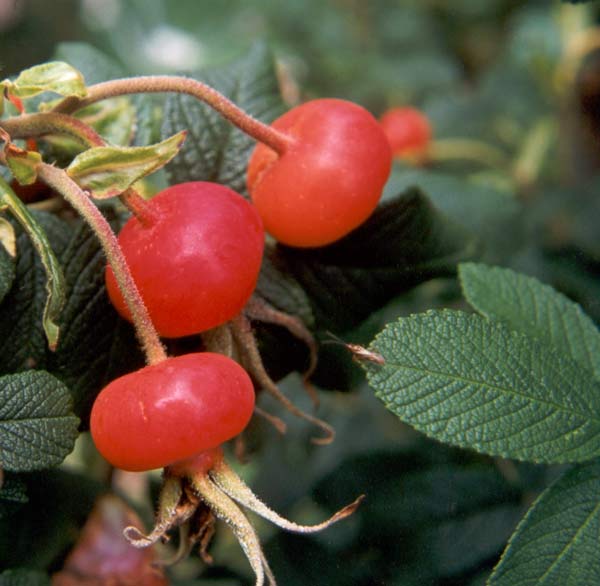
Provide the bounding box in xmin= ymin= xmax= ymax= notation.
xmin=2 ymin=1 xmax=600 ymax=585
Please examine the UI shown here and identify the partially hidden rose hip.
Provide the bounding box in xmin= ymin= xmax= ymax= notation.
xmin=379 ymin=106 xmax=432 ymax=160
xmin=247 ymin=98 xmax=392 ymax=248
xmin=105 ymin=181 xmax=264 ymax=338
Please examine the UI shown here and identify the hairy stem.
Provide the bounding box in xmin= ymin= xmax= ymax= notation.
xmin=52 ymin=76 xmax=292 ymax=155
xmin=37 ymin=163 xmax=167 ymax=365
xmin=0 ymin=112 xmax=105 ymax=148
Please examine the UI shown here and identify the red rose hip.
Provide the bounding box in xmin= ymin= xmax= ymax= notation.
xmin=90 ymin=353 xmax=255 ymax=472
xmin=247 ymin=98 xmax=392 ymax=248
xmin=105 ymin=182 xmax=264 ymax=337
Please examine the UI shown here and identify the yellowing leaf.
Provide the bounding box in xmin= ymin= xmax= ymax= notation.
xmin=5 ymin=61 xmax=87 ymax=100
xmin=66 ymin=131 xmax=186 ymax=199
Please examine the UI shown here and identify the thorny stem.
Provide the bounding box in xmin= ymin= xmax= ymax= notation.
xmin=52 ymin=76 xmax=293 ymax=155
xmin=0 ymin=112 xmax=105 ymax=148
xmin=36 ymin=163 xmax=167 ymax=365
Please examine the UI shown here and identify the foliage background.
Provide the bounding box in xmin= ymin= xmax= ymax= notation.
xmin=1 ymin=0 xmax=600 ymax=585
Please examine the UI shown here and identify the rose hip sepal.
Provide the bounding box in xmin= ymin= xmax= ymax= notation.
xmin=90 ymin=352 xmax=255 ymax=472
xmin=247 ymin=98 xmax=392 ymax=248
xmin=91 ymin=352 xmax=363 ymax=586
xmin=105 ymin=181 xmax=264 ymax=338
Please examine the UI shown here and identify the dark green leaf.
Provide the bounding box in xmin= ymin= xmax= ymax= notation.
xmin=366 ymin=310 xmax=600 ymax=463
xmin=47 ymin=210 xmax=144 ymax=423
xmin=0 ymin=179 xmax=66 ymax=350
xmin=279 ymin=188 xmax=476 ymax=331
xmin=384 ymin=167 xmax=521 ymax=261
xmin=0 ymin=569 xmax=49 ymax=586
xmin=460 ymin=263 xmax=600 ymax=380
xmin=255 ymin=244 xmax=314 ymax=327
xmin=0 ymin=211 xmax=72 ymax=373
xmin=0 ymin=370 xmax=79 ymax=471
xmin=162 ymin=42 xmax=285 ymax=195
xmin=488 ymin=460 xmax=600 ymax=585
xmin=0 ymin=469 xmax=103 ymax=570
xmin=0 ymin=474 xmax=28 ymax=519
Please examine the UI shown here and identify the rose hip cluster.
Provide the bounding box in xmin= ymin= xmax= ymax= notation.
xmin=89 ymin=96 xmax=391 ymax=585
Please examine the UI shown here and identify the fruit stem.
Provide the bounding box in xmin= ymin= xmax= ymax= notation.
xmin=52 ymin=76 xmax=293 ymax=155
xmin=0 ymin=112 xmax=105 ymax=148
xmin=120 ymin=188 xmax=160 ymax=227
xmin=36 ymin=162 xmax=167 ymax=365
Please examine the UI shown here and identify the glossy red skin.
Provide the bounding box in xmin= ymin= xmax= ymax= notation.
xmin=105 ymin=182 xmax=264 ymax=338
xmin=247 ymin=98 xmax=392 ymax=248
xmin=379 ymin=107 xmax=431 ymax=157
xmin=90 ymin=353 xmax=255 ymax=472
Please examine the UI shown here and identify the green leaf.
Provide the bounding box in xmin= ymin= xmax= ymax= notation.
xmin=384 ymin=167 xmax=521 ymax=261
xmin=0 ymin=370 xmax=79 ymax=472
xmin=5 ymin=61 xmax=86 ymax=100
xmin=0 ymin=211 xmax=71 ymax=373
xmin=53 ymin=42 xmax=155 ymax=146
xmin=459 ymin=263 xmax=600 ymax=381
xmin=0 ymin=179 xmax=66 ymax=350
xmin=366 ymin=310 xmax=600 ymax=464
xmin=488 ymin=460 xmax=600 ymax=585
xmin=279 ymin=188 xmax=476 ymax=331
xmin=255 ymin=244 xmax=314 ymax=328
xmin=47 ymin=209 xmax=144 ymax=423
xmin=0 ymin=569 xmax=50 ymax=586
xmin=0 ymin=474 xmax=28 ymax=519
xmin=66 ymin=131 xmax=186 ymax=198
xmin=162 ymin=42 xmax=285 ymax=195
xmin=0 ymin=469 xmax=103 ymax=570
xmin=0 ymin=220 xmax=15 ymax=305
xmin=4 ymin=147 xmax=42 ymax=187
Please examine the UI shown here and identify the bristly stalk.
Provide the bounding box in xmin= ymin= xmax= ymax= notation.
xmin=51 ymin=76 xmax=293 ymax=155
xmin=36 ymin=162 xmax=167 ymax=365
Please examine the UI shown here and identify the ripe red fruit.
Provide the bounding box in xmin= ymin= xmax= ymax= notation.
xmin=379 ymin=107 xmax=431 ymax=159
xmin=247 ymin=98 xmax=392 ymax=248
xmin=90 ymin=353 xmax=255 ymax=472
xmin=105 ymin=182 xmax=264 ymax=338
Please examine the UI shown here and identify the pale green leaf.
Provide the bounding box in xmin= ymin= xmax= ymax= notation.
xmin=0 ymin=370 xmax=79 ymax=472
xmin=66 ymin=131 xmax=186 ymax=198
xmin=4 ymin=148 xmax=42 ymax=186
xmin=488 ymin=460 xmax=600 ymax=585
xmin=460 ymin=263 xmax=600 ymax=381
xmin=366 ymin=310 xmax=600 ymax=463
xmin=0 ymin=178 xmax=65 ymax=350
xmin=5 ymin=61 xmax=86 ymax=100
